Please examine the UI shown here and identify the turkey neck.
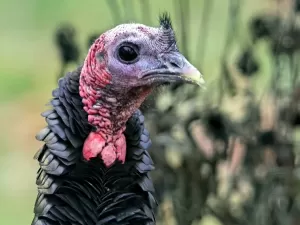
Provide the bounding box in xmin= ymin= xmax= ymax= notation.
xmin=79 ymin=37 xmax=153 ymax=165
xmin=78 ymin=35 xmax=151 ymax=141
xmin=84 ymin=85 xmax=151 ymax=140
xmin=79 ymin=64 xmax=152 ymax=165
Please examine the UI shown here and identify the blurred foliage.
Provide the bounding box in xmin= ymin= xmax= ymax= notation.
xmin=1 ymin=0 xmax=300 ymax=225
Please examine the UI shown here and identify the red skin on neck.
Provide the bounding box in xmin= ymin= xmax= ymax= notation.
xmin=79 ymin=35 xmax=152 ymax=167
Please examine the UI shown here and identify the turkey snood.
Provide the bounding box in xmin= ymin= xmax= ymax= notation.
xmin=79 ymin=15 xmax=205 ymax=167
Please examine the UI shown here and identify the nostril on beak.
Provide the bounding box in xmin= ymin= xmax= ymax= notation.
xmin=159 ymin=52 xmax=186 ymax=70
xmin=168 ymin=55 xmax=184 ymax=69
xmin=170 ymin=61 xmax=180 ymax=68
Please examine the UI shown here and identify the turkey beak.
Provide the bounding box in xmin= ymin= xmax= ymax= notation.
xmin=172 ymin=54 xmax=205 ymax=87
xmin=141 ymin=52 xmax=205 ymax=88
xmin=159 ymin=52 xmax=205 ymax=87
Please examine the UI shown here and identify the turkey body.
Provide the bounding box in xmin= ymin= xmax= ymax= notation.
xmin=32 ymin=67 xmax=157 ymax=225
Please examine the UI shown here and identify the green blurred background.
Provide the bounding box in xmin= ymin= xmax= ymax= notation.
xmin=0 ymin=0 xmax=273 ymax=224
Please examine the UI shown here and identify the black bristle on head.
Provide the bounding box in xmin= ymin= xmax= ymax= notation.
xmin=159 ymin=12 xmax=173 ymax=29
xmin=158 ymin=12 xmax=177 ymax=49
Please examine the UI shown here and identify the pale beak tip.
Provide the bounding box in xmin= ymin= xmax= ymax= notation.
xmin=198 ymin=75 xmax=206 ymax=86
xmin=182 ymin=69 xmax=206 ymax=88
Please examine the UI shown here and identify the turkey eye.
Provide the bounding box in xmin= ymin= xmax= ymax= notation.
xmin=118 ymin=45 xmax=138 ymax=63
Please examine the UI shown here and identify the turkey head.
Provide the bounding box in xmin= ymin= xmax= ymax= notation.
xmin=80 ymin=14 xmax=205 ymax=167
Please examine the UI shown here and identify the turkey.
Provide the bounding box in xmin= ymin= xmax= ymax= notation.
xmin=32 ymin=14 xmax=205 ymax=225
